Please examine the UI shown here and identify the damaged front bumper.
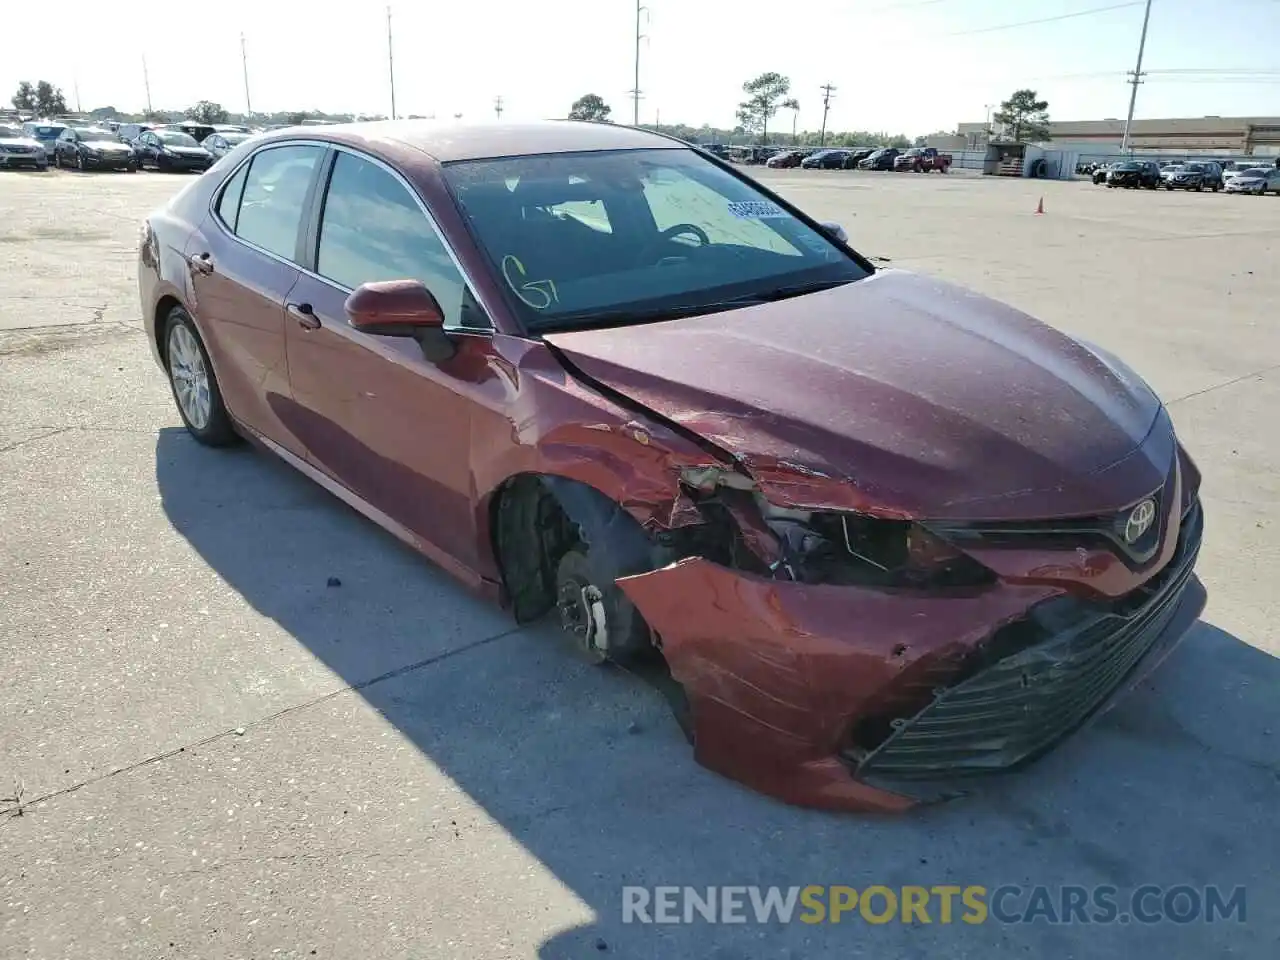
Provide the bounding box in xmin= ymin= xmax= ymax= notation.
xmin=616 ymin=501 xmax=1205 ymax=812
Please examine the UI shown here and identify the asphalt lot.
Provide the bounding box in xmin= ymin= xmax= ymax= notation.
xmin=2 ymin=165 xmax=1278 ymax=959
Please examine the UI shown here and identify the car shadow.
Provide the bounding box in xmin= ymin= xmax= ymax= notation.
xmin=155 ymin=426 xmax=1280 ymax=957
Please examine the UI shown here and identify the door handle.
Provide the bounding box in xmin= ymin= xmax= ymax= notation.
xmin=287 ymin=302 xmax=320 ymax=330
xmin=186 ymin=252 xmax=214 ymax=275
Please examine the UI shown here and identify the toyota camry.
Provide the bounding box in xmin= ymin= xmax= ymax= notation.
xmin=137 ymin=120 xmax=1205 ymax=811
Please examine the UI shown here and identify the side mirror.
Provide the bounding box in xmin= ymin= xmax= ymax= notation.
xmin=819 ymin=221 xmax=848 ymax=245
xmin=345 ymin=279 xmax=444 ymax=336
xmin=344 ymin=279 xmax=455 ymax=362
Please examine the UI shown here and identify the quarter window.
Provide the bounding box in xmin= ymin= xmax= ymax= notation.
xmin=216 ymin=164 xmax=250 ymax=231
xmin=233 ymin=144 xmax=324 ymax=261
xmin=316 ymin=151 xmax=476 ymax=328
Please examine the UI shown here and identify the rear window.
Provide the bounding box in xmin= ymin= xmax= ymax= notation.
xmin=31 ymin=126 xmax=63 ymax=138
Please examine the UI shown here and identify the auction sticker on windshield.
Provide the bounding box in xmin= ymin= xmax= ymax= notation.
xmin=726 ymin=200 xmax=789 ymax=219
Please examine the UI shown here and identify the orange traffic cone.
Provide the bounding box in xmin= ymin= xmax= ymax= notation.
xmin=1035 ymin=197 xmax=1045 ymax=215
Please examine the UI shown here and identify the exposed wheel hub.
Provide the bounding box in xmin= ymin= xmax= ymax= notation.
xmin=557 ymin=577 xmax=608 ymax=658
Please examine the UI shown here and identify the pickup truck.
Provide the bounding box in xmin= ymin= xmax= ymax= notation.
xmin=893 ymin=147 xmax=952 ymax=173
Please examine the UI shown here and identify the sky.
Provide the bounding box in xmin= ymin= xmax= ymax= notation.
xmin=4 ymin=0 xmax=1279 ymax=134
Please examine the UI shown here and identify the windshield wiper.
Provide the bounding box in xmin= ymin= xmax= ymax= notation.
xmin=532 ymin=279 xmax=857 ymax=333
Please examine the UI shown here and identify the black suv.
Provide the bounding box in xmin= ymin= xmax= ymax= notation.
xmin=1106 ymin=160 xmax=1160 ymax=189
xmin=1161 ymin=161 xmax=1223 ymax=192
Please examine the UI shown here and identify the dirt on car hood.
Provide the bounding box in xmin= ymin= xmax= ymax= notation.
xmin=544 ymin=269 xmax=1166 ymax=522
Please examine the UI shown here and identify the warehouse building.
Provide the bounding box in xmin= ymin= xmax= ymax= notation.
xmin=955 ymin=115 xmax=1280 ymax=158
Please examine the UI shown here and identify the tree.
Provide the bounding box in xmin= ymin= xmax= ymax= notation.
xmin=782 ymin=97 xmax=800 ymax=144
xmin=568 ymin=94 xmax=611 ymax=122
xmin=33 ymin=81 xmax=67 ymax=116
xmin=187 ymin=100 xmax=228 ymax=124
xmin=11 ymin=81 xmax=35 ymax=112
xmin=11 ymin=81 xmax=67 ymax=116
xmin=993 ymin=90 xmax=1050 ymax=143
xmin=286 ymin=112 xmax=308 ymax=126
xmin=735 ymin=72 xmax=791 ymax=144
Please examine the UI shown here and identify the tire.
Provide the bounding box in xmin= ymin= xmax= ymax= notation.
xmin=1195 ymin=183 xmax=1203 ymax=192
xmin=76 ymin=152 xmax=84 ymax=171
xmin=554 ymin=546 xmax=651 ymax=665
xmin=163 ymin=306 xmax=238 ymax=447
xmin=53 ymin=151 xmax=61 ymax=169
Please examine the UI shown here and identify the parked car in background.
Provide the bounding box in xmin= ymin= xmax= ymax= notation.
xmin=766 ymin=149 xmax=806 ymax=169
xmin=21 ymin=121 xmax=66 ymax=156
xmin=858 ymin=147 xmax=900 ymax=170
xmin=116 ymin=122 xmax=154 ymax=143
xmin=203 ymin=131 xmax=255 ymax=160
xmin=138 ymin=119 xmax=1205 ymax=812
xmin=1106 ymin=160 xmax=1161 ymax=189
xmin=1092 ymin=163 xmax=1114 ymax=184
xmin=845 ymin=148 xmax=876 ymax=167
xmin=893 ymin=147 xmax=952 ymax=173
xmin=0 ymin=122 xmax=49 ymax=170
xmin=213 ymin=123 xmax=252 ymax=134
xmin=801 ymin=148 xmax=851 ymax=169
xmin=1224 ymin=167 xmax=1280 ymax=195
xmin=155 ymin=121 xmax=217 ymax=143
xmin=52 ymin=125 xmax=137 ymax=171
xmin=1187 ymin=161 xmax=1223 ymax=191
xmin=134 ymin=128 xmax=213 ymax=172
xmin=1161 ymin=162 xmax=1218 ymax=192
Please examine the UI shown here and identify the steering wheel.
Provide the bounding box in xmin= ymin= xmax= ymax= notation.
xmin=639 ymin=223 xmax=711 ymax=264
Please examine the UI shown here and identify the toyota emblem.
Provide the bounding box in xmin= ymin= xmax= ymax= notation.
xmin=1124 ymin=499 xmax=1157 ymax=544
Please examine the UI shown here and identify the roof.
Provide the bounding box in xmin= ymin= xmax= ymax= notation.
xmin=316 ymin=119 xmax=684 ymax=163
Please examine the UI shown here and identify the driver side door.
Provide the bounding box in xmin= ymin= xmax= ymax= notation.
xmin=283 ymin=148 xmax=491 ymax=567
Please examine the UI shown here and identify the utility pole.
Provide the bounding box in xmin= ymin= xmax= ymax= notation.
xmin=631 ymin=0 xmax=648 ymax=125
xmin=386 ymin=6 xmax=397 ymax=120
xmin=1120 ymin=0 xmax=1153 ymax=154
xmin=494 ymin=95 xmax=503 ymax=118
xmin=142 ymin=55 xmax=153 ymax=116
xmin=241 ymin=33 xmax=252 ymax=118
xmin=818 ymin=83 xmax=836 ymax=147
xmin=73 ymin=80 xmax=81 ymax=114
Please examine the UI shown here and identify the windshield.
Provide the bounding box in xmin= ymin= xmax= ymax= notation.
xmin=1239 ymin=168 xmax=1268 ymax=178
xmin=73 ymin=128 xmax=116 ymax=140
xmin=30 ymin=125 xmax=63 ymax=139
xmin=1115 ymin=162 xmax=1141 ymax=170
xmin=0 ymin=125 xmax=24 ymax=138
xmin=445 ymin=148 xmax=868 ymax=333
xmin=157 ymin=131 xmax=200 ymax=146
xmin=220 ymin=132 xmax=250 ymax=145
xmin=1163 ymin=165 xmax=1185 ymax=172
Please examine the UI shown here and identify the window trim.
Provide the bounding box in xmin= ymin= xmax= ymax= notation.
xmin=206 ymin=137 xmax=496 ymax=335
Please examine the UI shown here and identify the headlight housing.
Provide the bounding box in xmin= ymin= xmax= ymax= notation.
xmin=754 ymin=496 xmax=995 ymax=589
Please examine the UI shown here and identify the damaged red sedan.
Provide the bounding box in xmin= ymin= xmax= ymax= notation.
xmin=139 ymin=120 xmax=1205 ymax=811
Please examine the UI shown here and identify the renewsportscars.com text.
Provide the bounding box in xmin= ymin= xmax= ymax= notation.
xmin=621 ymin=884 xmax=1246 ymax=925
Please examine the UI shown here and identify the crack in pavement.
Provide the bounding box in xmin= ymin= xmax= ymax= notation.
xmin=1167 ymin=362 xmax=1280 ymax=406
xmin=0 ymin=625 xmax=525 ymax=820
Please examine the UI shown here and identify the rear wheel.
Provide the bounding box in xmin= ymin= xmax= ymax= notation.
xmin=76 ymin=152 xmax=85 ymax=171
xmin=163 ymin=307 xmax=238 ymax=446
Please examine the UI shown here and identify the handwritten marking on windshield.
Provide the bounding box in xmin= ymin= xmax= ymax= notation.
xmin=501 ymin=254 xmax=559 ymax=310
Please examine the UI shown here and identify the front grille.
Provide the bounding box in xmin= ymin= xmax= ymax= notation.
xmin=853 ymin=500 xmax=1202 ymax=783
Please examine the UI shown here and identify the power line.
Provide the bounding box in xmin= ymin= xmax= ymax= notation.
xmin=945 ymin=1 xmax=1143 ymax=37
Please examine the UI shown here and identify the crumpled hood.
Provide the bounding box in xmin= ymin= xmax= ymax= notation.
xmin=545 ymin=269 xmax=1168 ymax=522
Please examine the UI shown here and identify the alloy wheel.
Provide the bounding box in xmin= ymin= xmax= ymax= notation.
xmin=167 ymin=323 xmax=212 ymax=430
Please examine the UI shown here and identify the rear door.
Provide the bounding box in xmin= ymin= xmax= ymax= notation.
xmin=185 ymin=143 xmax=327 ymax=457
xmin=283 ymin=147 xmax=491 ymax=564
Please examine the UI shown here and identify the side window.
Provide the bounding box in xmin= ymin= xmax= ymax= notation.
xmin=216 ymin=163 xmax=250 ymax=231
xmin=316 ymin=151 xmax=476 ymax=328
xmin=234 ymin=145 xmax=323 ymax=261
